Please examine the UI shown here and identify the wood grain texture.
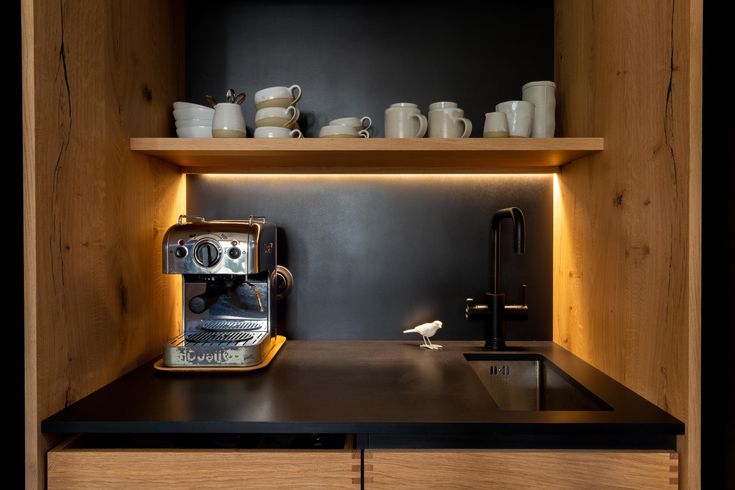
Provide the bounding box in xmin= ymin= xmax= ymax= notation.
xmin=365 ymin=450 xmax=677 ymax=490
xmin=48 ymin=448 xmax=358 ymax=490
xmin=129 ymin=137 xmax=603 ymax=173
xmin=23 ymin=1 xmax=185 ymax=488
xmin=553 ymin=1 xmax=701 ymax=488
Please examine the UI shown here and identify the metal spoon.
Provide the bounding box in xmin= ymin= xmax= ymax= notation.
xmin=234 ymin=93 xmax=247 ymax=105
xmin=226 ymin=88 xmax=235 ymax=103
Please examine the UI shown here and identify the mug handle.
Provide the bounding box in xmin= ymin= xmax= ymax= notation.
xmin=360 ymin=116 xmax=372 ymax=131
xmin=289 ymin=84 xmax=302 ymax=105
xmin=459 ymin=117 xmax=472 ymax=138
xmin=412 ymin=113 xmax=428 ymax=138
xmin=289 ymin=129 xmax=303 ymax=139
xmin=286 ymin=105 xmax=299 ymax=127
xmin=358 ymin=129 xmax=370 ymax=138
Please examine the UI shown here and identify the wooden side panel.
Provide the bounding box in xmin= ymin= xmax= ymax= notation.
xmin=23 ymin=1 xmax=185 ymax=488
xmin=553 ymin=1 xmax=701 ymax=489
xmin=48 ymin=449 xmax=359 ymax=490
xmin=365 ymin=450 xmax=677 ymax=490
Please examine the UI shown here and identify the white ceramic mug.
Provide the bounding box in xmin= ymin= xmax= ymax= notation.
xmin=254 ymin=126 xmax=303 ymax=139
xmin=428 ymin=101 xmax=459 ymax=111
xmin=495 ymin=100 xmax=534 ymax=138
xmin=428 ymin=105 xmax=472 ymax=138
xmin=254 ymin=85 xmax=302 ymax=110
xmin=212 ymin=103 xmax=246 ymax=138
xmin=522 ymin=81 xmax=556 ymax=137
xmin=483 ymin=112 xmax=509 ymax=138
xmin=330 ymin=116 xmax=372 ymax=132
xmin=384 ymin=103 xmax=427 ymax=138
xmin=255 ymin=106 xmax=299 ymax=128
xmin=319 ymin=125 xmax=369 ymax=138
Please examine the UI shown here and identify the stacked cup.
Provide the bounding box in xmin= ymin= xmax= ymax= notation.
xmin=320 ymin=116 xmax=372 ymax=138
xmin=428 ymin=101 xmax=472 ymax=138
xmin=173 ymin=102 xmax=214 ymax=138
xmin=253 ymin=84 xmax=303 ymax=139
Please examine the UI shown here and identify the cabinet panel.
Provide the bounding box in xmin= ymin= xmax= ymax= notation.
xmin=48 ymin=447 xmax=359 ymax=490
xmin=365 ymin=450 xmax=677 ymax=490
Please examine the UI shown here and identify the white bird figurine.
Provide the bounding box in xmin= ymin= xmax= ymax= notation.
xmin=403 ymin=321 xmax=443 ymax=350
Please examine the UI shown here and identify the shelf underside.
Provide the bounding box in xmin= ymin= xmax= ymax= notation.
xmin=130 ymin=137 xmax=604 ymax=173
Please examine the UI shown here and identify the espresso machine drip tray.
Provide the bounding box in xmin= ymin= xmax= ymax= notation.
xmin=164 ymin=332 xmax=274 ymax=367
xmin=185 ymin=330 xmax=255 ymax=343
xmin=198 ymin=319 xmax=266 ymax=332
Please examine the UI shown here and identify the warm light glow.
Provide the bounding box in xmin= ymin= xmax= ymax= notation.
xmin=194 ymin=173 xmax=555 ymax=183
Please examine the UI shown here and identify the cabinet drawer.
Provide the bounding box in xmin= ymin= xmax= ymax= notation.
xmin=364 ymin=450 xmax=678 ymax=490
xmin=48 ymin=436 xmax=359 ymax=489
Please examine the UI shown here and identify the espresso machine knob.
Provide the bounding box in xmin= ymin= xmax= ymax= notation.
xmin=193 ymin=239 xmax=222 ymax=267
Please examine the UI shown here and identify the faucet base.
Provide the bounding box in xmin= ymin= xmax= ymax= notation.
xmin=484 ymin=292 xmax=506 ymax=350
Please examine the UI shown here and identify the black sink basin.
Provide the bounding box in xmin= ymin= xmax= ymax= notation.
xmin=465 ymin=353 xmax=612 ymax=411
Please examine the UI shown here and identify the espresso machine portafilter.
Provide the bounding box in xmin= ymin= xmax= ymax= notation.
xmin=161 ymin=215 xmax=282 ymax=367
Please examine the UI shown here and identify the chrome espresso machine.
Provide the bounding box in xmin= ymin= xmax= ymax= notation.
xmin=162 ymin=215 xmax=282 ymax=367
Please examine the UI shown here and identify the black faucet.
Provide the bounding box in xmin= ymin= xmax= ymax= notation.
xmin=465 ymin=207 xmax=529 ymax=350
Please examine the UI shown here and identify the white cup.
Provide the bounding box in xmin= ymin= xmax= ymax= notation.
xmin=330 ymin=116 xmax=372 ymax=132
xmin=255 ymin=106 xmax=299 ymax=128
xmin=428 ymin=101 xmax=459 ymax=111
xmin=483 ymin=112 xmax=509 ymax=138
xmin=522 ymin=81 xmax=556 ymax=137
xmin=175 ymin=118 xmax=213 ymax=129
xmin=254 ymin=85 xmax=302 ymax=110
xmin=254 ymin=126 xmax=303 ymax=139
xmin=384 ymin=103 xmax=427 ymax=138
xmin=173 ymin=107 xmax=214 ymax=121
xmin=319 ymin=125 xmax=369 ymax=138
xmin=428 ymin=105 xmax=472 ymax=138
xmin=212 ymin=103 xmax=246 ymax=138
xmin=176 ymin=126 xmax=212 ymax=138
xmin=495 ymin=100 xmax=534 ymax=138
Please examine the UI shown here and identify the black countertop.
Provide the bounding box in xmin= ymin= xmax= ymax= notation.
xmin=42 ymin=341 xmax=683 ymax=449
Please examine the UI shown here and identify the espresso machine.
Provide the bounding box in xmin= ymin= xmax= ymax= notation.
xmin=162 ymin=215 xmax=280 ymax=367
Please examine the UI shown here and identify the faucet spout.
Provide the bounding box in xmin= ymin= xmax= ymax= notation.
xmin=466 ymin=207 xmax=529 ymax=350
xmin=491 ymin=207 xmax=525 ymax=293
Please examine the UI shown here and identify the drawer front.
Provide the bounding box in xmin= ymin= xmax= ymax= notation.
xmin=364 ymin=450 xmax=678 ymax=490
xmin=48 ymin=448 xmax=360 ymax=489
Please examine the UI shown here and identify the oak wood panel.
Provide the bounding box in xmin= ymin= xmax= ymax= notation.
xmin=553 ymin=1 xmax=701 ymax=488
xmin=23 ymin=1 xmax=185 ymax=488
xmin=129 ymin=137 xmax=603 ymax=173
xmin=365 ymin=450 xmax=677 ymax=490
xmin=48 ymin=447 xmax=359 ymax=490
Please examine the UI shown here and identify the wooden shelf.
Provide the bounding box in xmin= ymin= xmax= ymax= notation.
xmin=130 ymin=137 xmax=604 ymax=173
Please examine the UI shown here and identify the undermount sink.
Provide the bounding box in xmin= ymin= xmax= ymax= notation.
xmin=465 ymin=353 xmax=611 ymax=411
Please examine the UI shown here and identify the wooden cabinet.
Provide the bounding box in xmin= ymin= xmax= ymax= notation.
xmin=23 ymin=0 xmax=700 ymax=489
xmin=48 ymin=437 xmax=359 ymax=490
xmin=364 ymin=450 xmax=678 ymax=490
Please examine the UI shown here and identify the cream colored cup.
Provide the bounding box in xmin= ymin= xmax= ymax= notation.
xmin=428 ymin=106 xmax=472 ymax=138
xmin=254 ymin=126 xmax=303 ymax=139
xmin=495 ymin=100 xmax=534 ymax=137
xmin=212 ymin=103 xmax=246 ymax=138
xmin=384 ymin=103 xmax=427 ymax=138
xmin=254 ymin=85 xmax=302 ymax=110
xmin=319 ymin=125 xmax=369 ymax=138
xmin=255 ymin=106 xmax=299 ymax=128
xmin=522 ymin=81 xmax=556 ymax=137
xmin=330 ymin=116 xmax=372 ymax=132
xmin=483 ymin=112 xmax=509 ymax=138
xmin=428 ymin=101 xmax=459 ymax=111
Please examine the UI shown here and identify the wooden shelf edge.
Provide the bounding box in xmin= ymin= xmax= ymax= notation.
xmin=130 ymin=137 xmax=603 ymax=174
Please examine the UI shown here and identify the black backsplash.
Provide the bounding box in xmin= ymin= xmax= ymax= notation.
xmin=185 ymin=1 xmax=554 ymax=137
xmin=187 ymin=175 xmax=552 ymax=340
xmin=184 ymin=1 xmax=554 ymax=340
